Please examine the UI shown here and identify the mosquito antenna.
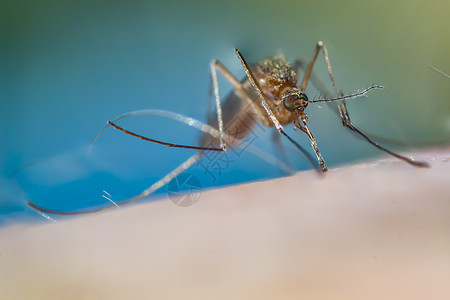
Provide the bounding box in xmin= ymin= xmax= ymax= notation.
xmin=309 ymin=85 xmax=384 ymax=103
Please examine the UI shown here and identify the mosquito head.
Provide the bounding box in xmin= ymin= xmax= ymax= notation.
xmin=282 ymin=88 xmax=309 ymax=113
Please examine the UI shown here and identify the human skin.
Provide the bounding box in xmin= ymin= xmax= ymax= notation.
xmin=0 ymin=148 xmax=449 ymax=299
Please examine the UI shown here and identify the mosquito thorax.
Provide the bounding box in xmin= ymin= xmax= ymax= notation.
xmin=258 ymin=58 xmax=298 ymax=83
xmin=255 ymin=58 xmax=299 ymax=98
xmin=281 ymin=88 xmax=309 ymax=112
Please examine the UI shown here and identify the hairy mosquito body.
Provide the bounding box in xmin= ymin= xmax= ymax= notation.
xmin=28 ymin=42 xmax=429 ymax=215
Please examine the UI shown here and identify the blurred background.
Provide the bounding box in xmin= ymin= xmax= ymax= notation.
xmin=1 ymin=0 xmax=449 ymax=223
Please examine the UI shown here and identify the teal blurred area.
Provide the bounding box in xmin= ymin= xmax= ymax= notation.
xmin=1 ymin=0 xmax=449 ymax=223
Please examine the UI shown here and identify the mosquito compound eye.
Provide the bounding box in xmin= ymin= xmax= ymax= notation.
xmin=300 ymin=93 xmax=309 ymax=102
xmin=283 ymin=95 xmax=300 ymax=112
xmin=283 ymin=93 xmax=309 ymax=112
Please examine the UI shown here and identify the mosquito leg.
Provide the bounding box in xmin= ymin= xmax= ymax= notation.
xmin=209 ymin=60 xmax=227 ymax=150
xmin=94 ymin=61 xmax=242 ymax=153
xmin=294 ymin=59 xmax=333 ymax=99
xmin=271 ymin=129 xmax=293 ymax=175
xmin=28 ymin=152 xmax=203 ymax=215
xmin=300 ymin=42 xmax=323 ymax=91
xmin=94 ymin=69 xmax=229 ymax=153
xmin=211 ymin=59 xmax=263 ymax=119
xmin=300 ymin=41 xmax=337 ymax=94
xmin=206 ymin=68 xmax=215 ymax=125
xmin=108 ymin=121 xmax=224 ymax=151
xmin=89 ymin=59 xmax=239 ymax=153
xmin=99 ymin=61 xmax=240 ymax=152
xmin=336 ymin=91 xmax=429 ymax=167
xmin=234 ymin=49 xmax=284 ymax=131
xmin=206 ymin=59 xmax=268 ymax=150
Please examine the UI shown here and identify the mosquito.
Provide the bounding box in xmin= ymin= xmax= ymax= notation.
xmin=28 ymin=42 xmax=429 ymax=215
